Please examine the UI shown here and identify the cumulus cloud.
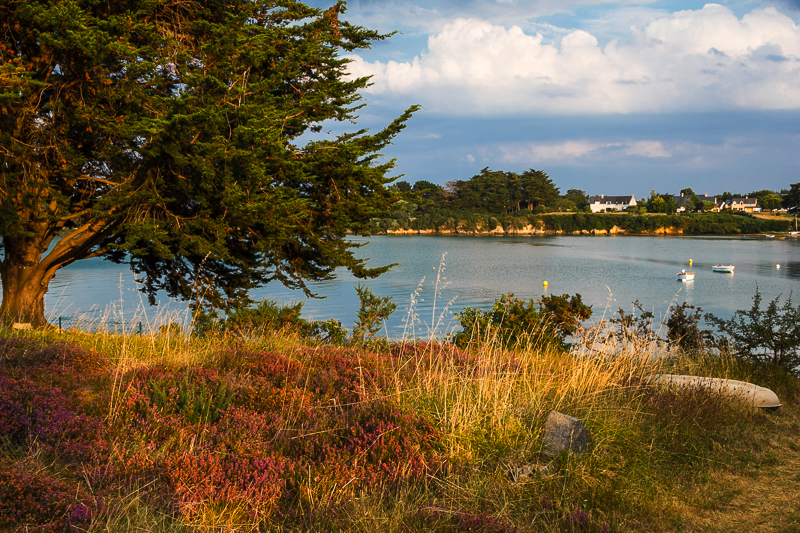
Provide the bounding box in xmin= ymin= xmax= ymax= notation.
xmin=346 ymin=4 xmax=800 ymax=114
xmin=498 ymin=139 xmax=671 ymax=163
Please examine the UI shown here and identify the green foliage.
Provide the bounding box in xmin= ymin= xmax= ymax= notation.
xmin=196 ymin=298 xmax=348 ymax=344
xmin=646 ymin=191 xmax=678 ymax=214
xmin=225 ymin=299 xmax=307 ymax=333
xmin=352 ymin=283 xmax=398 ymax=343
xmin=0 ymin=0 xmax=418 ymax=325
xmin=447 ymin=167 xmax=560 ymax=213
xmin=706 ymin=290 xmax=800 ymax=373
xmin=151 ymin=374 xmax=233 ymax=425
xmin=538 ymin=293 xmax=593 ymax=339
xmin=665 ymin=302 xmax=713 ymax=352
xmin=759 ymin=194 xmax=783 ymax=211
xmin=783 ymin=183 xmax=800 ymax=213
xmin=609 ymin=300 xmax=660 ymax=345
xmin=454 ymin=292 xmax=591 ymax=348
xmin=454 ymin=294 xmax=545 ymax=348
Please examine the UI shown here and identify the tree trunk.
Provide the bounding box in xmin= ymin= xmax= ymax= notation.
xmin=0 ymin=235 xmax=59 ymax=328
xmin=0 ymin=263 xmax=52 ymax=327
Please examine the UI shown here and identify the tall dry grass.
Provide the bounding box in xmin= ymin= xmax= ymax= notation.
xmin=1 ymin=298 xmax=794 ymax=533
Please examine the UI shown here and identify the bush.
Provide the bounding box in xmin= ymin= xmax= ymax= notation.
xmin=665 ymin=302 xmax=713 ymax=352
xmin=706 ymin=290 xmax=800 ymax=373
xmin=352 ymin=282 xmax=397 ymax=343
xmin=454 ymin=293 xmax=591 ymax=348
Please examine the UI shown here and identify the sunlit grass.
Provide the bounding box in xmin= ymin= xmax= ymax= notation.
xmin=1 ymin=304 xmax=798 ymax=532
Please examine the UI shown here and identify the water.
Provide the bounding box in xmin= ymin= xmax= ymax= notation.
xmin=35 ymin=235 xmax=800 ymax=338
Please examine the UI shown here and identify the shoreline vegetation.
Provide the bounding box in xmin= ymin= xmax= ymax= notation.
xmin=369 ymin=212 xmax=792 ymax=236
xmin=2 ymin=290 xmax=799 ymax=532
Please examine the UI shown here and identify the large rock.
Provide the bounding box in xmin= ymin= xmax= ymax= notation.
xmin=542 ymin=411 xmax=592 ymax=456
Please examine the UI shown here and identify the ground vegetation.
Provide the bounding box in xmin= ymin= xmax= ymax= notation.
xmin=1 ymin=290 xmax=799 ymax=532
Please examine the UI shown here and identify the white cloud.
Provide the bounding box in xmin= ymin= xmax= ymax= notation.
xmin=346 ymin=4 xmax=800 ymax=114
xmin=498 ymin=139 xmax=670 ymax=163
xmin=624 ymin=140 xmax=671 ymax=157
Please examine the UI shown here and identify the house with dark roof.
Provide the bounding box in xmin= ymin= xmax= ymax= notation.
xmin=673 ymin=193 xmax=718 ymax=212
xmin=722 ymin=196 xmax=760 ymax=213
xmin=587 ymin=194 xmax=637 ymax=213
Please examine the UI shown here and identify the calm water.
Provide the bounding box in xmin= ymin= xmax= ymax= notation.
xmin=36 ymin=235 xmax=800 ymax=338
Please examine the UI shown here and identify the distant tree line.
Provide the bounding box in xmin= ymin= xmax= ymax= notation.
xmin=389 ymin=171 xmax=799 ymax=219
xmin=376 ymin=171 xmax=798 ymax=234
xmin=390 ymin=168 xmax=562 ymax=215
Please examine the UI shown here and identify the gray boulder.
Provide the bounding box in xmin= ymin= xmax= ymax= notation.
xmin=542 ymin=410 xmax=592 ymax=456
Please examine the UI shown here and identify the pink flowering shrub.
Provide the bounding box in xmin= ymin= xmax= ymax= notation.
xmin=0 ymin=457 xmax=101 ymax=532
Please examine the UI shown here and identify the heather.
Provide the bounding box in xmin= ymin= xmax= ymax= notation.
xmin=1 ymin=321 xmax=798 ymax=532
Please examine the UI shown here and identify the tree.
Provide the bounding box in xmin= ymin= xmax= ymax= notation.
xmin=760 ymin=194 xmax=783 ymax=212
xmin=783 ymin=183 xmax=800 ymax=213
xmin=411 ymin=180 xmax=443 ymax=200
xmin=565 ymin=189 xmax=588 ymax=211
xmin=0 ymin=0 xmax=418 ymax=326
xmin=680 ymin=187 xmax=696 ymax=196
xmin=706 ymin=290 xmax=800 ymax=374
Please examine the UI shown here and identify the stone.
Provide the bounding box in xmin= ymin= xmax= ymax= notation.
xmin=12 ymin=323 xmax=32 ymax=330
xmin=542 ymin=410 xmax=592 ymax=456
xmin=507 ymin=462 xmax=553 ymax=482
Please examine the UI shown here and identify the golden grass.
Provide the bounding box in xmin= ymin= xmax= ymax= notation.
xmin=2 ymin=320 xmax=797 ymax=532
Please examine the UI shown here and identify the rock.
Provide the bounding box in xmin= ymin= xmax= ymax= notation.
xmin=542 ymin=410 xmax=592 ymax=456
xmin=12 ymin=323 xmax=32 ymax=330
xmin=507 ymin=462 xmax=553 ymax=482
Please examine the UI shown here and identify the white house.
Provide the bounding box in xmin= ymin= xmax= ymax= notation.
xmin=587 ymin=194 xmax=637 ymax=213
xmin=722 ymin=197 xmax=760 ymax=213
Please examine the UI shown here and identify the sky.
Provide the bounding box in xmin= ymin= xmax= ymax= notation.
xmin=307 ymin=0 xmax=800 ymax=199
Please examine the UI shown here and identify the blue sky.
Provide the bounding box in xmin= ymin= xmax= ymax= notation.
xmin=309 ymin=0 xmax=800 ymax=199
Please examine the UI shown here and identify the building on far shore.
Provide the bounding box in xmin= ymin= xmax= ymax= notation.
xmin=674 ymin=193 xmax=719 ymax=213
xmin=722 ymin=196 xmax=760 ymax=213
xmin=587 ymin=194 xmax=637 ymax=213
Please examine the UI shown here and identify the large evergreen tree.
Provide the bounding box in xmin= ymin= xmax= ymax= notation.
xmin=0 ymin=0 xmax=418 ymax=326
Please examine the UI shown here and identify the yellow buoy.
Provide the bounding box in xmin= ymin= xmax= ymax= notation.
xmin=543 ymin=281 xmax=548 ymax=287
xmin=689 ymin=259 xmax=693 ymax=265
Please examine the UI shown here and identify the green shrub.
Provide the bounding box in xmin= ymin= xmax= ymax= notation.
xmin=352 ymin=282 xmax=398 ymax=343
xmin=454 ymin=293 xmax=591 ymax=348
xmin=706 ymin=290 xmax=800 ymax=374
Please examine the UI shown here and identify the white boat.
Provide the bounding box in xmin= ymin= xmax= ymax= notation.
xmin=765 ymin=234 xmax=775 ymax=238
xmin=712 ymin=264 xmax=735 ymax=273
xmin=677 ymin=269 xmax=694 ymax=281
xmin=646 ymin=374 xmax=781 ymax=410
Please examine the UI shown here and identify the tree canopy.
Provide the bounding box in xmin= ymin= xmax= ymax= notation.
xmin=0 ymin=0 xmax=417 ymax=326
xmin=783 ymin=183 xmax=800 ymax=213
xmin=447 ymin=168 xmax=560 ymax=213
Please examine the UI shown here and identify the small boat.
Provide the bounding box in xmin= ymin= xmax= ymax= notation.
xmin=677 ymin=269 xmax=694 ymax=282
xmin=765 ymin=234 xmax=775 ymax=238
xmin=712 ymin=264 xmax=735 ymax=273
xmin=646 ymin=374 xmax=781 ymax=410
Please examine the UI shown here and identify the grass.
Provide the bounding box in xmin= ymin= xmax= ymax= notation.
xmin=1 ymin=320 xmax=798 ymax=532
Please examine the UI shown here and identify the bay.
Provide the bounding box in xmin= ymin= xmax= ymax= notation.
xmin=37 ymin=235 xmax=800 ymax=338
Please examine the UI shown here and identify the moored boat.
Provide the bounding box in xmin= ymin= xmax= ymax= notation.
xmin=677 ymin=269 xmax=694 ymax=281
xmin=712 ymin=264 xmax=735 ymax=273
